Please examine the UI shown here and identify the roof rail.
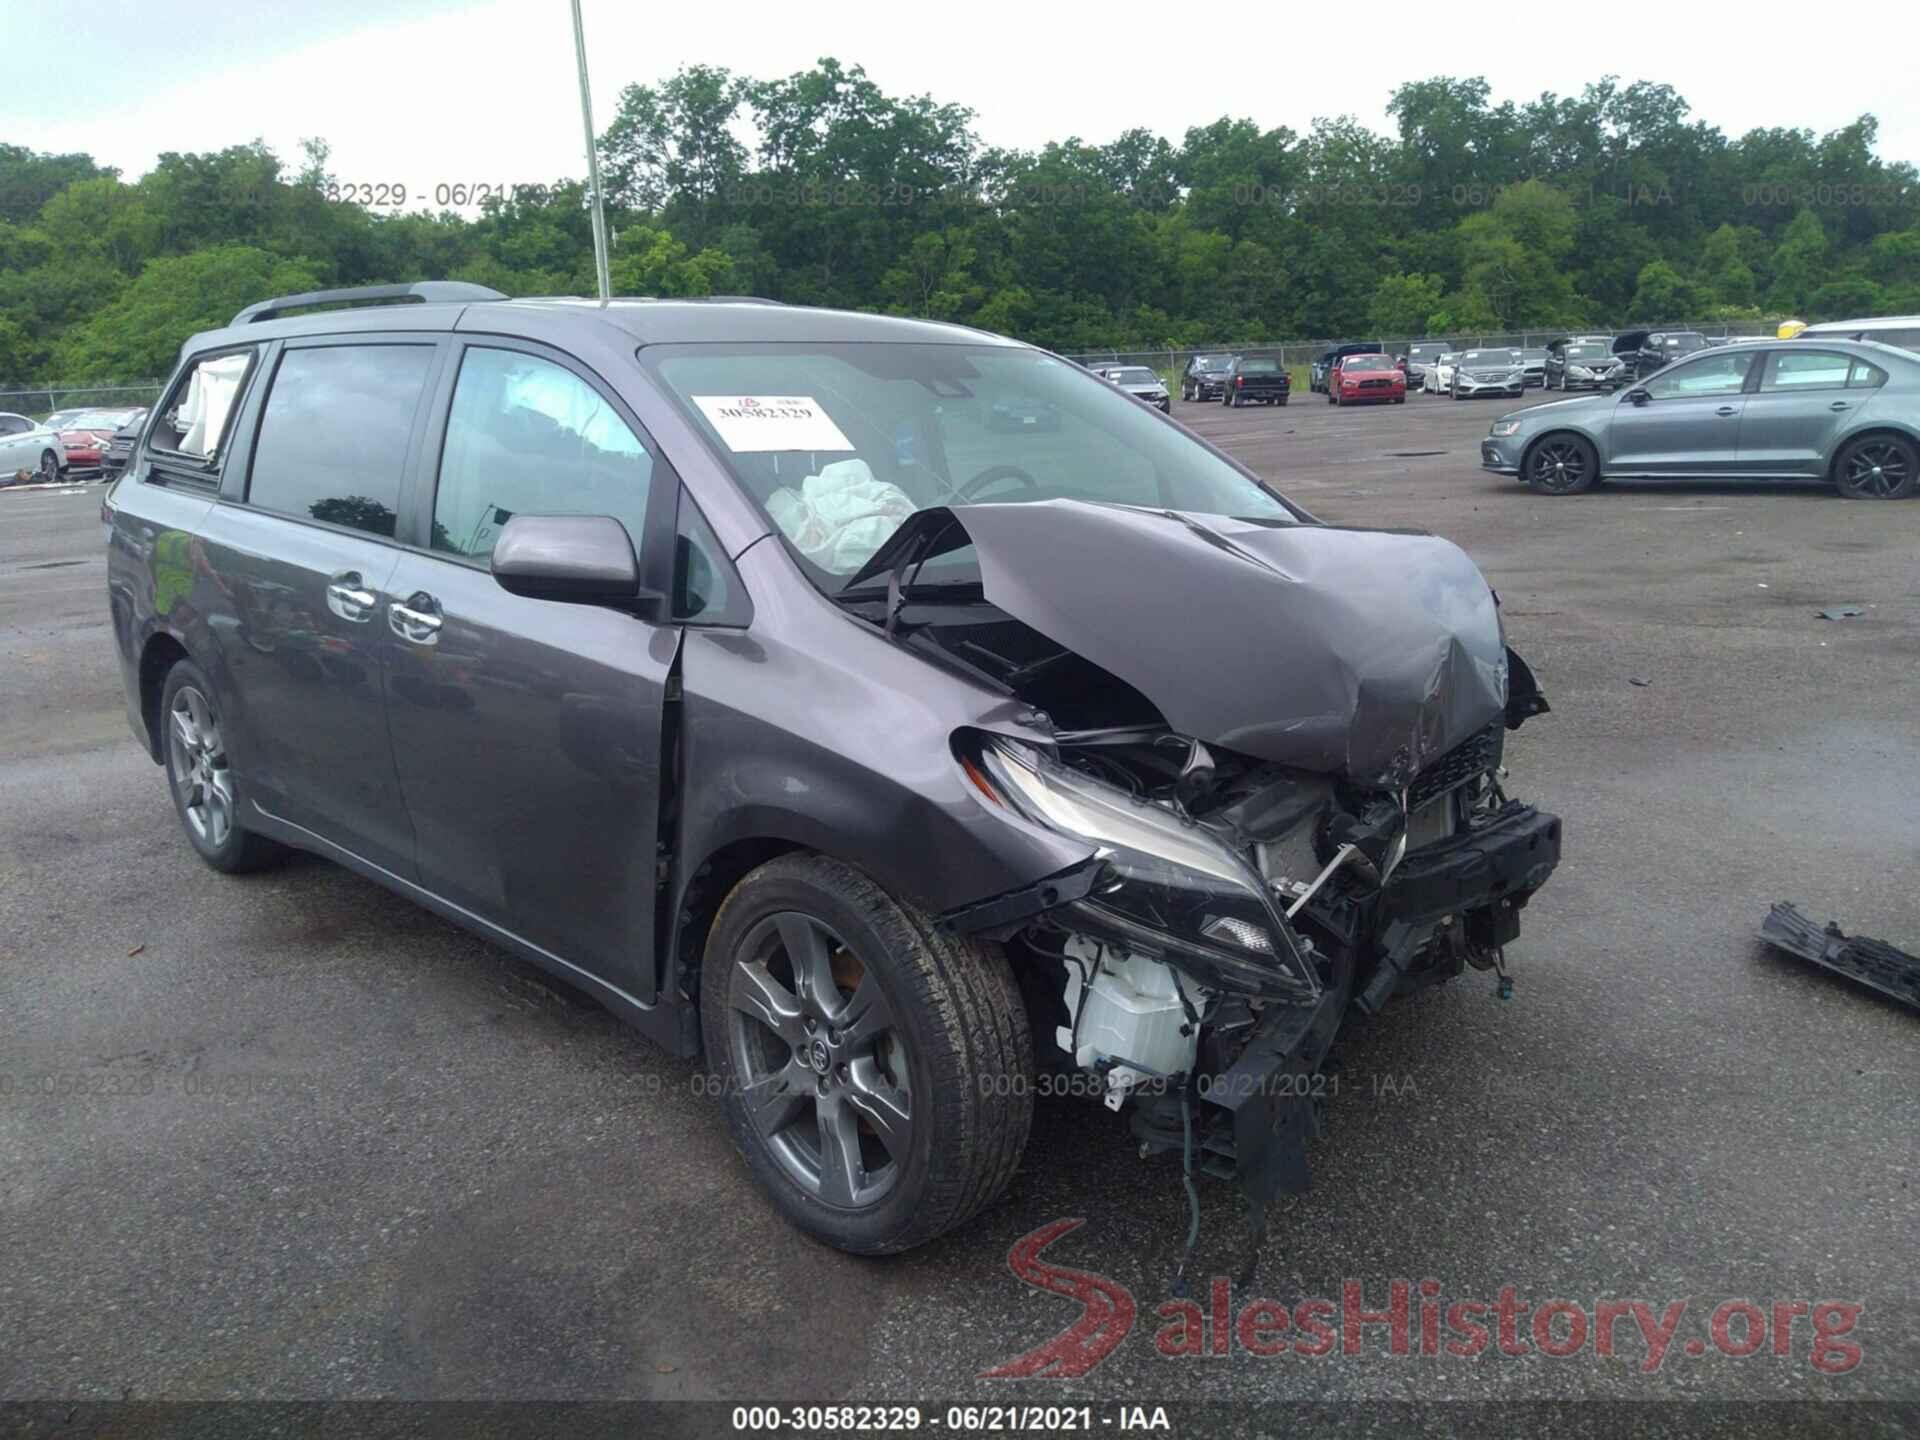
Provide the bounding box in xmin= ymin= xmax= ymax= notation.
xmin=231 ymin=281 xmax=508 ymax=326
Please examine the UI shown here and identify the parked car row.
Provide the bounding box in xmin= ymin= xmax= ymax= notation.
xmin=54 ymin=408 xmax=146 ymax=476
xmin=0 ymin=407 xmax=148 ymax=485
xmin=1174 ymin=353 xmax=1294 ymax=407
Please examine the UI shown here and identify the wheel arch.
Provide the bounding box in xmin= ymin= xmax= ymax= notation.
xmin=668 ymin=832 xmax=810 ymax=1027
xmin=136 ymin=631 xmax=193 ymax=763
xmin=1827 ymin=423 xmax=1920 ymax=483
xmin=1520 ymin=426 xmax=1603 ymax=477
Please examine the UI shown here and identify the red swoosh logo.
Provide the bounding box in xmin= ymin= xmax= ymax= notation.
xmin=979 ymin=1218 xmax=1136 ymax=1378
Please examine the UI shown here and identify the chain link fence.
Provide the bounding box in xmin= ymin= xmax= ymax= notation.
xmin=0 ymin=382 xmax=165 ymax=421
xmin=1066 ymin=319 xmax=1785 ymax=374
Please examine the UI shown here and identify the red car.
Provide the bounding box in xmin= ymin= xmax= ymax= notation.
xmin=56 ymin=408 xmax=144 ymax=473
xmin=1327 ymin=353 xmax=1407 ymax=406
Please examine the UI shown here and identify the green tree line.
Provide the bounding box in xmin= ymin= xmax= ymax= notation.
xmin=4 ymin=62 xmax=1919 ymax=384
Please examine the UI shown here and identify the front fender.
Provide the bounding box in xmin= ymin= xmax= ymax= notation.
xmin=673 ymin=621 xmax=1092 ymax=922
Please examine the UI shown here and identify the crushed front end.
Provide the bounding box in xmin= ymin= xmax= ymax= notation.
xmin=949 ymin=700 xmax=1559 ymax=1227
xmin=850 ymin=500 xmax=1563 ymax=1272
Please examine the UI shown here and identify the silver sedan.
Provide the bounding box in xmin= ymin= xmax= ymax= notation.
xmin=1480 ymin=339 xmax=1920 ymax=498
xmin=1450 ymin=349 xmax=1526 ymax=399
xmin=0 ymin=413 xmax=69 ymax=483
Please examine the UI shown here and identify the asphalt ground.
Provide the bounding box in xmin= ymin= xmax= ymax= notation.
xmin=3 ymin=390 xmax=1917 ymax=1429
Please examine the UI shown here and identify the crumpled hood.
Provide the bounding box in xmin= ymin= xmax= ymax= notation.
xmin=851 ymin=501 xmax=1511 ymax=789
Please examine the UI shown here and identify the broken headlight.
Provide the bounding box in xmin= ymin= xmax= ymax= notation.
xmin=962 ymin=735 xmax=1319 ymax=1000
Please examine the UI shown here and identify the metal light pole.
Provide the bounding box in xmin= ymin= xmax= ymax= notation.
xmin=570 ymin=0 xmax=612 ymax=301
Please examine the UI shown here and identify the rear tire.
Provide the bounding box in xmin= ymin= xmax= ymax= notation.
xmin=37 ymin=450 xmax=60 ymax=483
xmin=1834 ymin=434 xmax=1917 ymax=500
xmin=159 ymin=659 xmax=289 ymax=873
xmin=700 ymin=853 xmax=1033 ymax=1254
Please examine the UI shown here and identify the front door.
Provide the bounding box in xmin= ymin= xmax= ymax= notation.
xmin=1737 ymin=348 xmax=1866 ymax=476
xmin=203 ymin=339 xmax=441 ymax=877
xmin=1606 ymin=350 xmax=1757 ymax=475
xmin=383 ymin=341 xmax=675 ymax=1000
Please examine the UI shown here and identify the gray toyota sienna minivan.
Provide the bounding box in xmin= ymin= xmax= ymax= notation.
xmin=107 ymin=282 xmax=1560 ymax=1259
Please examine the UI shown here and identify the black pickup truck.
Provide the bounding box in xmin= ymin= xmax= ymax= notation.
xmin=1221 ymin=355 xmax=1291 ymax=407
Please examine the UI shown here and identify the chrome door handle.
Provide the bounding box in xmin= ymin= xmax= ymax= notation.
xmin=1830 ymin=401 xmax=1852 ymax=411
xmin=389 ymin=597 xmax=443 ymax=645
xmin=1715 ymin=406 xmax=1739 ymax=416
xmin=326 ymin=572 xmax=376 ymax=622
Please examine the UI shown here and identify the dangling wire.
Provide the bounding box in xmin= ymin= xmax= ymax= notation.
xmin=1170 ymin=1081 xmax=1202 ymax=1298
xmin=1167 ymin=964 xmax=1206 ymax=1297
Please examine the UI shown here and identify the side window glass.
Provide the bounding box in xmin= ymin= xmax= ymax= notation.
xmin=673 ymin=489 xmax=741 ymax=623
xmin=1763 ymin=351 xmax=1851 ymax=392
xmin=1645 ymin=353 xmax=1750 ymax=400
xmin=1848 ymin=360 xmax=1889 ymax=389
xmin=248 ymin=344 xmax=435 ymax=538
xmin=153 ymin=349 xmax=258 ymax=459
xmin=432 ymin=347 xmax=653 ymax=562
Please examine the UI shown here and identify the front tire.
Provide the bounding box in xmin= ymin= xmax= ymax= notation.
xmin=700 ymin=853 xmax=1033 ymax=1254
xmin=37 ymin=450 xmax=60 ymax=483
xmin=1524 ymin=433 xmax=1599 ymax=495
xmin=1834 ymin=434 xmax=1917 ymax=500
xmin=160 ymin=659 xmax=288 ymax=873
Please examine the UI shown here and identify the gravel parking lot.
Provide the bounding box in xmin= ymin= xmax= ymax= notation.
xmin=4 ymin=392 xmax=1917 ymax=1423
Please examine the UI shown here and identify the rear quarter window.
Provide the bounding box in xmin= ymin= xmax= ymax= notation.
xmin=146 ymin=347 xmax=262 ymax=482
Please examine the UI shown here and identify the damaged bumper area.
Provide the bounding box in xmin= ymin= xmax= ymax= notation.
xmin=1759 ymin=903 xmax=1920 ymax=1011
xmin=949 ymin=729 xmax=1561 ymax=1215
xmin=883 ymin=500 xmax=1563 ymax=1227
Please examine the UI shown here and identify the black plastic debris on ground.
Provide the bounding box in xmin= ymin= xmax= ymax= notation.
xmin=1816 ymin=605 xmax=1865 ymax=620
xmin=1759 ymin=902 xmax=1920 ymax=1012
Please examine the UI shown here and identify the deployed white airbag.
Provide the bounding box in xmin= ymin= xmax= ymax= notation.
xmin=177 ymin=353 xmax=251 ymax=456
xmin=766 ymin=459 xmax=917 ymax=574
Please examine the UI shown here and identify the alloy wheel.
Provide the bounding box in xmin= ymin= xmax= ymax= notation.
xmin=1840 ymin=440 xmax=1911 ymax=498
xmin=37 ymin=450 xmax=59 ymax=483
xmin=1528 ymin=437 xmax=1591 ymax=493
xmin=168 ymin=685 xmax=235 ymax=848
xmin=726 ymin=911 xmax=912 ymax=1210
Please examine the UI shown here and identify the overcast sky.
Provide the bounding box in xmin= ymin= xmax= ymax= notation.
xmin=6 ymin=0 xmax=1917 ymax=211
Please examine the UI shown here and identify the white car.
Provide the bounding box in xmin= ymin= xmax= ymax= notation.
xmin=1422 ymin=353 xmax=1460 ymax=394
xmin=0 ymin=413 xmax=68 ymax=483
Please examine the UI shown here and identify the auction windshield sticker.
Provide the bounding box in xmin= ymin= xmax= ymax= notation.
xmin=693 ymin=395 xmax=855 ymax=453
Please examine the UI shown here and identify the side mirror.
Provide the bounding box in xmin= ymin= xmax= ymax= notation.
xmin=1624 ymin=388 xmax=1651 ymax=405
xmin=491 ymin=514 xmax=661 ymax=611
